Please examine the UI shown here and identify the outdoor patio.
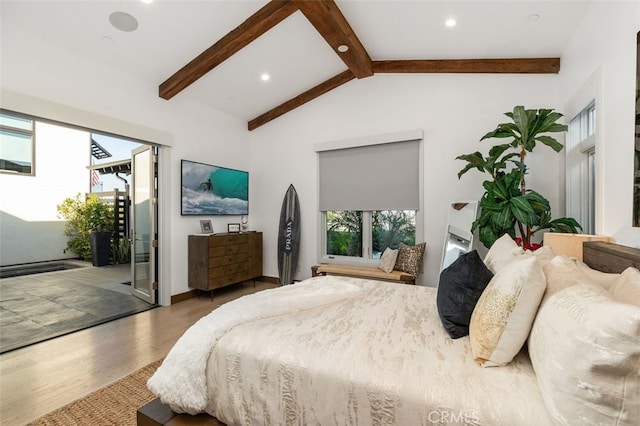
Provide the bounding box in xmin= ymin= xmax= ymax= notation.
xmin=0 ymin=262 xmax=154 ymax=353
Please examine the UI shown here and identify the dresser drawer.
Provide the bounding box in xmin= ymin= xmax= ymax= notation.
xmin=209 ymin=243 xmax=248 ymax=257
xmin=209 ymin=262 xmax=249 ymax=279
xmin=209 ymin=234 xmax=248 ymax=247
xmin=209 ymin=252 xmax=249 ymax=267
xmin=209 ymin=272 xmax=248 ymax=289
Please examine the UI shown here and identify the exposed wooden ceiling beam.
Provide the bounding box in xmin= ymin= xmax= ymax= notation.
xmin=248 ymin=70 xmax=355 ymax=131
xmin=372 ymin=58 xmax=560 ymax=74
xmin=293 ymin=0 xmax=373 ymax=78
xmin=159 ymin=0 xmax=298 ymax=100
xmin=158 ymin=1 xmax=562 ymax=129
xmin=248 ymin=57 xmax=560 ymax=130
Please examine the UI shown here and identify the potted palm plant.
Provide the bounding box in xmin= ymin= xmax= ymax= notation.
xmin=457 ymin=106 xmax=582 ymax=249
xmin=57 ymin=193 xmax=114 ymax=266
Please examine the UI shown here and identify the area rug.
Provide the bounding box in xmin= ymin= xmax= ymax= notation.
xmin=28 ymin=360 xmax=162 ymax=426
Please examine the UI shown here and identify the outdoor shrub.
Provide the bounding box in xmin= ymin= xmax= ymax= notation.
xmin=57 ymin=193 xmax=114 ymax=261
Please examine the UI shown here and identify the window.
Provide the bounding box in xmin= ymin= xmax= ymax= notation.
xmin=567 ymin=101 xmax=596 ymax=234
xmin=325 ymin=210 xmax=416 ymax=259
xmin=317 ymin=131 xmax=422 ymax=265
xmin=0 ymin=110 xmax=35 ymax=175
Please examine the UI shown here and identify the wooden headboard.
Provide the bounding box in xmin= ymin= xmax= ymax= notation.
xmin=583 ymin=241 xmax=640 ymax=273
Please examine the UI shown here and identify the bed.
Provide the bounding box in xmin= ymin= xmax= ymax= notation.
xmin=147 ymin=240 xmax=640 ymax=425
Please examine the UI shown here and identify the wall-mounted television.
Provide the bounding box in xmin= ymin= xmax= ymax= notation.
xmin=181 ymin=159 xmax=248 ymax=215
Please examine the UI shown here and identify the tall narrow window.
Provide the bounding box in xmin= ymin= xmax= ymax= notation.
xmin=587 ymin=149 xmax=596 ymax=233
xmin=568 ymin=101 xmax=596 ymax=234
xmin=0 ymin=111 xmax=34 ymax=175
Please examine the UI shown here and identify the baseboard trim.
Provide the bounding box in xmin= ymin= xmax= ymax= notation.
xmin=170 ymin=277 xmax=280 ymax=304
xmin=170 ymin=289 xmax=199 ymax=304
xmin=260 ymin=275 xmax=278 ymax=285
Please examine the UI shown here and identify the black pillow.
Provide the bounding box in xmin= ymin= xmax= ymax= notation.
xmin=437 ymin=250 xmax=494 ymax=339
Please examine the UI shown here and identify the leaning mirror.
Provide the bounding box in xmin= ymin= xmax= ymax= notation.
xmin=441 ymin=202 xmax=478 ymax=271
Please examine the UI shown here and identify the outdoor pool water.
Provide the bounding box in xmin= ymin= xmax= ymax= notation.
xmin=0 ymin=260 xmax=88 ymax=279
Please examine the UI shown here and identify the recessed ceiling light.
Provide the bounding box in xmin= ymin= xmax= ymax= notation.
xmin=337 ymin=44 xmax=349 ymax=53
xmin=141 ymin=0 xmax=153 ymax=4
xmin=445 ymin=18 xmax=456 ymax=27
xmin=109 ymin=11 xmax=138 ymax=32
xmin=528 ymin=14 xmax=540 ymax=21
xmin=260 ymin=73 xmax=270 ymax=82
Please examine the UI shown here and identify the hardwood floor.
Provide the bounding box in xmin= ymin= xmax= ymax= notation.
xmin=0 ymin=281 xmax=277 ymax=425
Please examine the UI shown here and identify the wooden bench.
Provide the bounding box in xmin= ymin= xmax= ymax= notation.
xmin=311 ymin=264 xmax=415 ymax=285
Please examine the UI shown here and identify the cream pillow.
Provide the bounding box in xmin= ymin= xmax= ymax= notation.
xmin=532 ymin=245 xmax=555 ymax=267
xmin=469 ymin=255 xmax=546 ymax=367
xmin=378 ymin=247 xmax=398 ymax=273
xmin=528 ymin=283 xmax=640 ymax=426
xmin=543 ymin=255 xmax=588 ymax=296
xmin=609 ymin=267 xmax=640 ymax=306
xmin=483 ymin=233 xmax=530 ymax=274
xmin=543 ymin=255 xmax=622 ymax=297
xmin=574 ymin=259 xmax=620 ymax=291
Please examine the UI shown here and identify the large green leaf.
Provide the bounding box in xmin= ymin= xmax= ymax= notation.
xmin=493 ymin=208 xmax=514 ymax=230
xmin=456 ymin=152 xmax=486 ymax=178
xmin=545 ymin=123 xmax=569 ymax=133
xmin=509 ymin=195 xmax=535 ymax=214
xmin=535 ymin=217 xmax=582 ymax=234
xmin=524 ymin=191 xmax=551 ymax=214
xmin=481 ymin=127 xmax=515 ymax=141
xmin=488 ymin=143 xmax=512 ymax=159
xmin=535 ymin=135 xmax=564 ymax=153
xmin=479 ymin=226 xmax=499 ymax=248
xmin=537 ymin=111 xmax=566 ymax=132
xmin=491 ymin=178 xmax=510 ymax=201
xmin=511 ymin=106 xmax=530 ymax=145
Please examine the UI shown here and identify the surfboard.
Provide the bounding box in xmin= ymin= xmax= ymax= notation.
xmin=277 ymin=184 xmax=300 ymax=285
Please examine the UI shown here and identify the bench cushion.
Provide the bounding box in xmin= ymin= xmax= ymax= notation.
xmin=314 ymin=264 xmax=415 ymax=284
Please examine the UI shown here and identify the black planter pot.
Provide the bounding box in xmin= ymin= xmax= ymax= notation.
xmin=89 ymin=231 xmax=111 ymax=267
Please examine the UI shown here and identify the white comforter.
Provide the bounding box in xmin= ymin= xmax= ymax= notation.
xmin=148 ymin=276 xmax=552 ymax=425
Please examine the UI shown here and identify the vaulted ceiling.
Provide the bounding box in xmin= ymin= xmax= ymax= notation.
xmin=1 ymin=1 xmax=590 ymax=130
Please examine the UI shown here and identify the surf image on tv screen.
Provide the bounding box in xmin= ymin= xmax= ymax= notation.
xmin=181 ymin=159 xmax=248 ymax=215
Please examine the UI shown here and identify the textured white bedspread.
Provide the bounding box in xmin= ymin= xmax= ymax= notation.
xmin=148 ymin=277 xmax=363 ymax=414
xmin=149 ymin=276 xmax=552 ymax=425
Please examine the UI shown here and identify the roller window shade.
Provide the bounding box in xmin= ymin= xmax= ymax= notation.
xmin=319 ymin=140 xmax=420 ymax=211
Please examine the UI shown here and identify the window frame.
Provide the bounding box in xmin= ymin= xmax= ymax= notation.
xmin=0 ymin=109 xmax=35 ymax=176
xmin=321 ymin=210 xmax=419 ymax=265
xmin=315 ymin=131 xmax=424 ymax=268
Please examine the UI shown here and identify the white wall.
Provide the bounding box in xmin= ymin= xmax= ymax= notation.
xmin=0 ymin=122 xmax=89 ymax=265
xmin=0 ymin=22 xmax=250 ymax=303
xmin=249 ymin=73 xmax=562 ymax=286
xmin=559 ymin=1 xmax=640 ymax=248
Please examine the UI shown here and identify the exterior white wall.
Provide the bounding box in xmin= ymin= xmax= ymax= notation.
xmin=0 ymin=21 xmax=249 ymax=303
xmin=249 ymin=73 xmax=562 ymax=287
xmin=0 ymin=122 xmax=90 ymax=265
xmin=559 ymin=1 xmax=640 ymax=248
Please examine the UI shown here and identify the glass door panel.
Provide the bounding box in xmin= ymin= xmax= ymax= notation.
xmin=131 ymin=145 xmax=156 ymax=304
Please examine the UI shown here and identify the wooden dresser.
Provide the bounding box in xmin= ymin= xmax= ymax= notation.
xmin=188 ymin=232 xmax=263 ymax=291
